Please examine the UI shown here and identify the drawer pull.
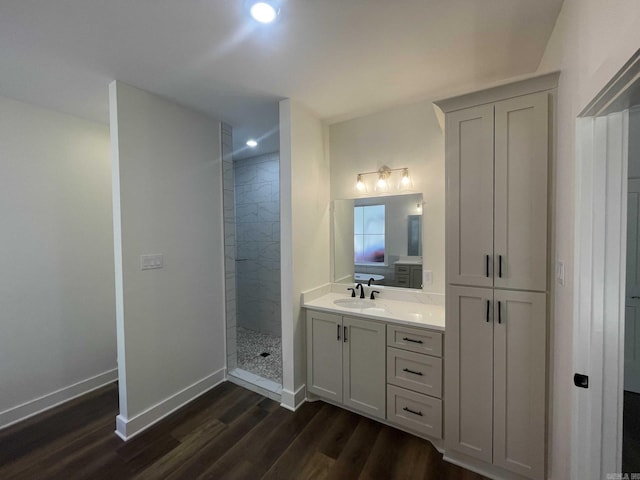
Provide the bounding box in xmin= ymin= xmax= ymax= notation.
xmin=403 ymin=406 xmax=423 ymax=416
xmin=402 ymin=368 xmax=423 ymax=376
xmin=402 ymin=337 xmax=423 ymax=344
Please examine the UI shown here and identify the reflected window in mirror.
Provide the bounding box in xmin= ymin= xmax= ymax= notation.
xmin=354 ymin=204 xmax=385 ymax=264
xmin=408 ymin=215 xmax=421 ymax=256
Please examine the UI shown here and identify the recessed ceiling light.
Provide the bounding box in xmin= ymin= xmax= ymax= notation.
xmin=246 ymin=139 xmax=258 ymax=148
xmin=250 ymin=2 xmax=278 ymax=24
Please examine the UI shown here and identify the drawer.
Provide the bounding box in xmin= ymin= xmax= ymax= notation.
xmin=396 ymin=265 xmax=411 ymax=274
xmin=386 ymin=385 xmax=442 ymax=439
xmin=387 ymin=324 xmax=442 ymax=357
xmin=387 ymin=347 xmax=442 ymax=398
xmin=394 ymin=275 xmax=410 ymax=287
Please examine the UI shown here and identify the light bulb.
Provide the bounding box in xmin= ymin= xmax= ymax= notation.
xmin=250 ymin=2 xmax=277 ymax=23
xmin=401 ymin=168 xmax=410 ymax=186
xmin=375 ymin=172 xmax=389 ymax=192
xmin=356 ymin=174 xmax=365 ymax=191
xmin=246 ymin=139 xmax=258 ymax=148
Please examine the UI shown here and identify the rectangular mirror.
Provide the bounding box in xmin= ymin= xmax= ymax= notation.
xmin=333 ymin=193 xmax=423 ymax=289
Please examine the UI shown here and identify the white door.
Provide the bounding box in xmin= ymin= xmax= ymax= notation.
xmin=445 ymin=285 xmax=494 ymax=463
xmin=625 ymin=179 xmax=640 ymax=393
xmin=446 ymin=104 xmax=495 ymax=287
xmin=306 ymin=311 xmax=343 ymax=402
xmin=493 ymin=289 xmax=546 ymax=479
xmin=342 ymin=316 xmax=386 ymax=419
xmin=494 ymin=92 xmax=549 ymax=292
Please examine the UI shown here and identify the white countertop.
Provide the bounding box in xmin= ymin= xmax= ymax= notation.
xmin=303 ymin=291 xmax=445 ymax=331
xmin=394 ymin=256 xmax=423 ymax=266
xmin=354 ymin=273 xmax=385 ymax=281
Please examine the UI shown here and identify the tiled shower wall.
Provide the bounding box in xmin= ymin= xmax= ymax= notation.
xmin=221 ymin=123 xmax=237 ymax=370
xmin=234 ymin=152 xmax=281 ymax=336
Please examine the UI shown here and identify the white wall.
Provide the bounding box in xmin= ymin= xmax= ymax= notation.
xmin=329 ymin=101 xmax=444 ymax=294
xmin=109 ymin=82 xmax=226 ymax=439
xmin=280 ymin=99 xmax=331 ymax=409
xmin=0 ymin=95 xmax=116 ymax=428
xmin=536 ymin=2 xmax=640 ymax=478
xmin=333 ymin=199 xmax=355 ymax=283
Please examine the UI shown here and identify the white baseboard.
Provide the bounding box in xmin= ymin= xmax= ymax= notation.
xmin=443 ymin=450 xmax=530 ymax=480
xmin=115 ymin=367 xmax=225 ymax=441
xmin=0 ymin=368 xmax=118 ymax=430
xmin=280 ymin=384 xmax=306 ymax=411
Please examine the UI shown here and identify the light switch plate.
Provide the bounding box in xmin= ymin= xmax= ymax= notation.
xmin=141 ymin=254 xmax=164 ymax=270
xmin=556 ymin=260 xmax=565 ymax=286
xmin=423 ymin=270 xmax=433 ymax=286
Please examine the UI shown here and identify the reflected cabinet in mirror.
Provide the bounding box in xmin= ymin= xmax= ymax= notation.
xmin=333 ymin=193 xmax=423 ymax=289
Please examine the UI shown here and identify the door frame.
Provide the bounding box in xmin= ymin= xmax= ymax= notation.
xmin=572 ymin=50 xmax=640 ymax=478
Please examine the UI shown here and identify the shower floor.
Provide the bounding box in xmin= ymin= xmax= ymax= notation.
xmin=237 ymin=326 xmax=282 ymax=384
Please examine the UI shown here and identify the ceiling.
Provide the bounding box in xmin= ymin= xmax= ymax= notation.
xmin=0 ymin=0 xmax=563 ymax=159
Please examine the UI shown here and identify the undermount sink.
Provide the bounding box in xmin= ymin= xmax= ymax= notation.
xmin=333 ymin=298 xmax=377 ymax=309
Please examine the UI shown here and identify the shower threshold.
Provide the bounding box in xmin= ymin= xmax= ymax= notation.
xmin=227 ymin=368 xmax=282 ymax=402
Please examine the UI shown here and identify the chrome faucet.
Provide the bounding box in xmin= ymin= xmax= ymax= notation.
xmin=355 ymin=283 xmax=365 ymax=299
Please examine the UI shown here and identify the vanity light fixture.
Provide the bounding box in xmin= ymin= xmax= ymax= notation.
xmin=249 ymin=2 xmax=278 ymax=23
xmin=246 ymin=139 xmax=258 ymax=148
xmin=354 ymin=166 xmax=411 ymax=193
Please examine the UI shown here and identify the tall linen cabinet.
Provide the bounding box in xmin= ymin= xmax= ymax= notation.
xmin=434 ymin=73 xmax=558 ymax=480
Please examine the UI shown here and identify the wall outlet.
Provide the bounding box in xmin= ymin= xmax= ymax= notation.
xmin=556 ymin=260 xmax=565 ymax=286
xmin=141 ymin=254 xmax=164 ymax=270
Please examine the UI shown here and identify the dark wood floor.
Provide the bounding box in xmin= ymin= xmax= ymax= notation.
xmin=624 ymin=390 xmax=640 ymax=474
xmin=0 ymin=382 xmax=486 ymax=479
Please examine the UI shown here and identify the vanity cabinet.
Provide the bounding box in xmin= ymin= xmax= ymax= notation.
xmin=386 ymin=324 xmax=443 ymax=439
xmin=436 ymin=72 xmax=557 ymax=480
xmin=445 ymin=91 xmax=549 ymax=292
xmin=393 ymin=263 xmax=422 ymax=288
xmin=445 ymin=286 xmax=546 ymax=479
xmin=306 ymin=308 xmax=444 ymax=441
xmin=306 ymin=310 xmax=386 ymax=419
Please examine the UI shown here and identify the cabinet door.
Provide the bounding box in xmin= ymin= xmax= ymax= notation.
xmin=494 ymin=93 xmax=548 ymax=291
xmin=446 ymin=104 xmax=494 ymax=287
xmin=445 ymin=286 xmax=494 ymax=463
xmin=306 ymin=311 xmax=342 ymax=402
xmin=342 ymin=316 xmax=386 ymax=419
xmin=493 ymin=290 xmax=546 ymax=479
xmin=410 ymin=265 xmax=423 ymax=289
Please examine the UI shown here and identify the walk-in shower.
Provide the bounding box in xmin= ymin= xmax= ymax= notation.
xmin=222 ymin=123 xmax=282 ymax=398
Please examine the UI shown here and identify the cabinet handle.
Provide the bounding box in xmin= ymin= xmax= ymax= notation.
xmin=337 ymin=324 xmax=340 ymax=341
xmin=486 ymin=299 xmax=491 ymax=322
xmin=403 ymin=406 xmax=423 ymax=416
xmin=498 ymin=301 xmax=502 ymax=324
xmin=402 ymin=368 xmax=423 ymax=376
xmin=402 ymin=337 xmax=423 ymax=344
xmin=344 ymin=326 xmax=347 ymax=342
xmin=486 ymin=254 xmax=490 ymax=277
xmin=499 ymin=255 xmax=503 ymax=278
